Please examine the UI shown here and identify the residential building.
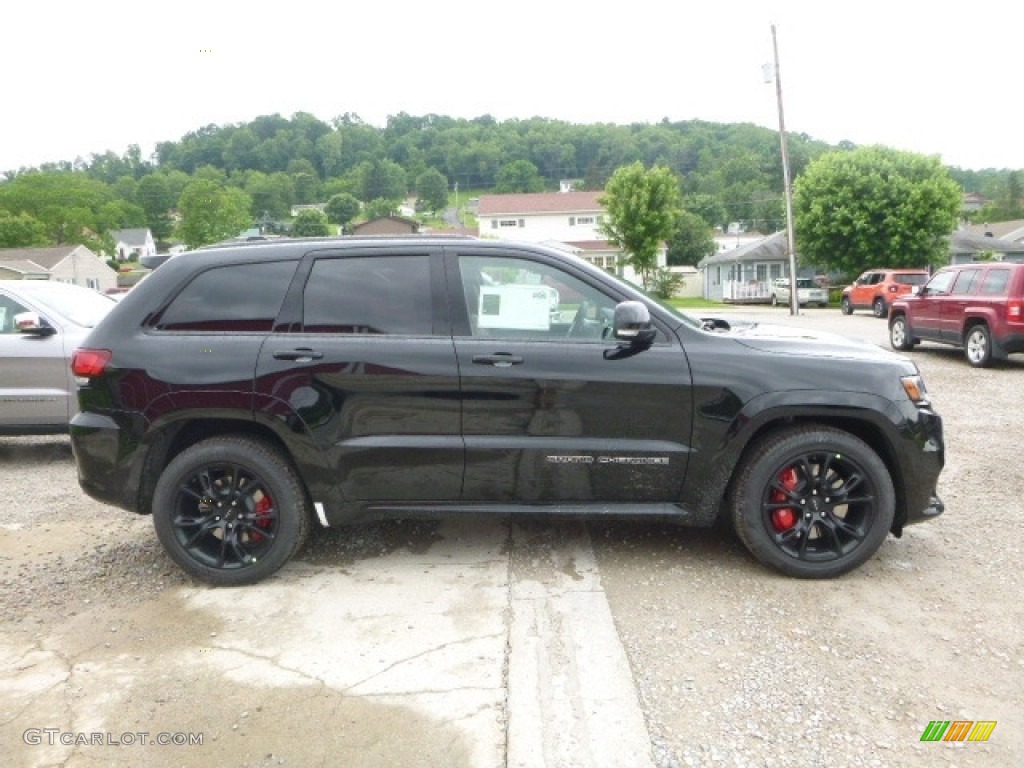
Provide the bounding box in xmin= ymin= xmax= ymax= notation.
xmin=351 ymin=215 xmax=420 ymax=236
xmin=477 ymin=190 xmax=666 ymax=284
xmin=110 ymin=228 xmax=156 ymax=262
xmin=0 ymin=245 xmax=118 ymax=292
xmin=698 ymin=231 xmax=812 ymax=302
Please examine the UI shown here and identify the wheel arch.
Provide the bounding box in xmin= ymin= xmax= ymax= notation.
xmin=696 ymin=408 xmax=908 ymax=533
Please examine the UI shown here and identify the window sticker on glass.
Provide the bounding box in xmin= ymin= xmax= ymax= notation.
xmin=478 ymin=284 xmax=552 ymax=330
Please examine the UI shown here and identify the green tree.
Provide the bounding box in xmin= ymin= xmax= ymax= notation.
xmin=0 ymin=210 xmax=49 ymax=247
xmin=355 ymin=158 xmax=407 ymax=203
xmin=415 ymin=168 xmax=448 ymax=214
xmin=666 ymin=210 xmax=716 ymax=267
xmin=291 ymin=209 xmax=330 ymax=237
xmin=363 ymin=198 xmax=398 ymax=220
xmin=599 ymin=162 xmax=682 ymax=287
xmin=794 ymin=146 xmax=962 ymax=273
xmin=137 ymin=174 xmax=176 ymax=240
xmin=325 ymin=193 xmax=361 ymax=227
xmin=177 ymin=179 xmax=252 ymax=248
xmin=494 ymin=160 xmax=544 ymax=193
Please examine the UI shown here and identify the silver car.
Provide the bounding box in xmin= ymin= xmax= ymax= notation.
xmin=0 ymin=280 xmax=116 ymax=434
xmin=771 ymin=277 xmax=829 ymax=308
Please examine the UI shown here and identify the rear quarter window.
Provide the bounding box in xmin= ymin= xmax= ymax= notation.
xmin=152 ymin=261 xmax=296 ymax=331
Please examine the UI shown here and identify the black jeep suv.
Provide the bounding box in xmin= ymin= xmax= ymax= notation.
xmin=70 ymin=237 xmax=945 ymax=585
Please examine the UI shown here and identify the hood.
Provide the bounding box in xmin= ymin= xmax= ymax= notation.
xmin=705 ymin=317 xmax=902 ymax=362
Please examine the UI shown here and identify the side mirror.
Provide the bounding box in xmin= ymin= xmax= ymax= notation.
xmin=14 ymin=311 xmax=56 ymax=337
xmin=612 ymin=301 xmax=656 ymax=347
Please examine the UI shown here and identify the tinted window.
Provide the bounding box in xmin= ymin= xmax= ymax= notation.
xmin=303 ymin=255 xmax=433 ymax=335
xmin=979 ymin=269 xmax=1010 ymax=296
xmin=154 ymin=261 xmax=295 ymax=331
xmin=459 ymin=254 xmax=617 ymax=341
xmin=951 ymin=269 xmax=981 ymax=295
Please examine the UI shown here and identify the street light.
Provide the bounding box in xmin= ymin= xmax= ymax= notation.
xmin=766 ymin=23 xmax=800 ymax=315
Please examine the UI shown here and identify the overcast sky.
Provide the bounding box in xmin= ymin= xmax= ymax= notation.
xmin=2 ymin=0 xmax=1021 ymax=175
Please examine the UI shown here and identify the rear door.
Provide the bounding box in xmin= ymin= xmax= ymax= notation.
xmin=447 ymin=246 xmax=693 ymax=504
xmin=940 ymin=267 xmax=982 ymax=341
xmin=254 ymin=248 xmax=463 ymax=502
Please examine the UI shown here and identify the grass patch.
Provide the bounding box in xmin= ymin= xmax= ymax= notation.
xmin=666 ymin=297 xmax=723 ymax=310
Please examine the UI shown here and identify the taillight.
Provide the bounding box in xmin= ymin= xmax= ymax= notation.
xmin=1009 ymin=299 xmax=1022 ymax=322
xmin=888 ymin=284 xmax=899 ymax=292
xmin=71 ymin=348 xmax=112 ymax=377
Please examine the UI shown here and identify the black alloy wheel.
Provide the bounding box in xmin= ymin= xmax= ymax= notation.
xmin=152 ymin=436 xmax=310 ymax=586
xmin=730 ymin=427 xmax=895 ymax=578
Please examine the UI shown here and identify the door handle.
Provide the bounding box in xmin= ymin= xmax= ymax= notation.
xmin=472 ymin=353 xmax=524 ymax=368
xmin=273 ymin=348 xmax=324 ymax=362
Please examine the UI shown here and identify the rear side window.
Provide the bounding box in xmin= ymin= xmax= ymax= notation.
xmin=979 ymin=269 xmax=1010 ymax=296
xmin=303 ymin=255 xmax=433 ymax=335
xmin=153 ymin=261 xmax=295 ymax=331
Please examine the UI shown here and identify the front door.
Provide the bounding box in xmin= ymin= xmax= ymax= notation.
xmin=447 ymin=248 xmax=693 ymax=504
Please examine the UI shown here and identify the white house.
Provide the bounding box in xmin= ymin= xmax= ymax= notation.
xmin=110 ymin=228 xmax=156 ymax=262
xmin=476 ymin=190 xmax=667 ymax=284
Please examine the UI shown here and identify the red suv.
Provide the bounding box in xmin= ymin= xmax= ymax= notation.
xmin=841 ymin=269 xmax=930 ymax=318
xmin=888 ymin=262 xmax=1024 ymax=367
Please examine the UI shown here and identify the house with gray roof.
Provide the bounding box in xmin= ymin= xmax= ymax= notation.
xmin=950 ymin=230 xmax=1024 ymax=263
xmin=0 ymin=245 xmax=118 ymax=292
xmin=697 ymin=231 xmax=812 ymax=302
xmin=110 ymin=228 xmax=156 ymax=262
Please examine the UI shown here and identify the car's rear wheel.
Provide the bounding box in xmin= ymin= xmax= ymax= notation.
xmin=964 ymin=324 xmax=992 ymax=368
xmin=152 ymin=436 xmax=311 ymax=586
xmin=840 ymin=296 xmax=853 ymax=315
xmin=889 ymin=315 xmax=913 ymax=351
xmin=872 ymin=297 xmax=887 ymax=318
xmin=730 ymin=427 xmax=895 ymax=578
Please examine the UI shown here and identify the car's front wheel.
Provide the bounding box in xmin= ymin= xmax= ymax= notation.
xmin=840 ymin=296 xmax=853 ymax=315
xmin=730 ymin=427 xmax=895 ymax=578
xmin=889 ymin=315 xmax=913 ymax=351
xmin=770 ymin=293 xmax=779 ymax=306
xmin=152 ymin=436 xmax=311 ymax=586
xmin=964 ymin=323 xmax=993 ymax=368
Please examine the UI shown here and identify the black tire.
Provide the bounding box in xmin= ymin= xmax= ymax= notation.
xmin=771 ymin=294 xmax=779 ymax=307
xmin=889 ymin=314 xmax=913 ymax=351
xmin=964 ymin=324 xmax=992 ymax=368
xmin=730 ymin=427 xmax=895 ymax=579
xmin=840 ymin=296 xmax=853 ymax=315
xmin=152 ymin=436 xmax=311 ymax=586
xmin=872 ymin=297 xmax=887 ymax=318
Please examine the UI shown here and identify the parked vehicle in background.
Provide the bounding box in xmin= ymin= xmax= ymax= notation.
xmin=771 ymin=277 xmax=829 ymax=307
xmin=841 ymin=269 xmax=930 ymax=318
xmin=70 ymin=237 xmax=944 ymax=586
xmin=888 ymin=261 xmax=1024 ymax=367
xmin=0 ymin=281 xmax=116 ymax=434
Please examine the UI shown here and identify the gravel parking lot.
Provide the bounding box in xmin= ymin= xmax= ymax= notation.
xmin=2 ymin=307 xmax=1021 ymax=767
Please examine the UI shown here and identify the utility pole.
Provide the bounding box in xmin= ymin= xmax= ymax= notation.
xmin=770 ymin=23 xmax=800 ymax=316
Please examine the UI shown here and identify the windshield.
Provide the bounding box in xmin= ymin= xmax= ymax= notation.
xmin=16 ymin=283 xmax=116 ymax=327
xmin=795 ymin=278 xmax=818 ymax=288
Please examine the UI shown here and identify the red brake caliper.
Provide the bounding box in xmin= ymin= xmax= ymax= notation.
xmin=771 ymin=467 xmax=799 ymax=531
xmin=251 ymin=493 xmax=274 ymax=542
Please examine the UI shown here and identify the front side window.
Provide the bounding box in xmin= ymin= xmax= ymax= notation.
xmin=303 ymin=255 xmax=433 ymax=335
xmin=154 ymin=261 xmax=295 ymax=332
xmin=0 ymin=294 xmax=29 ymax=334
xmin=458 ymin=255 xmax=617 ymax=341
xmin=924 ymin=270 xmax=956 ymax=296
